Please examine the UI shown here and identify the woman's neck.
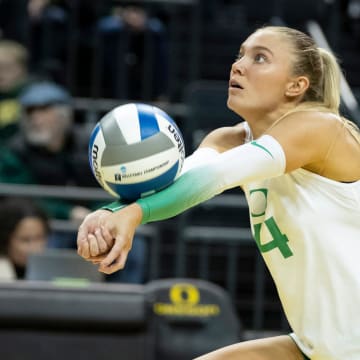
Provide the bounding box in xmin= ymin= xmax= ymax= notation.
xmin=245 ymin=102 xmax=298 ymax=139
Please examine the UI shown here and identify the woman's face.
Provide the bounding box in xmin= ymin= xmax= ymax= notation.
xmin=227 ymin=29 xmax=294 ymax=118
xmin=7 ymin=217 xmax=47 ymax=268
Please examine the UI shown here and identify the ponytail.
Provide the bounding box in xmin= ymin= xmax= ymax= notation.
xmin=318 ymin=47 xmax=341 ymax=113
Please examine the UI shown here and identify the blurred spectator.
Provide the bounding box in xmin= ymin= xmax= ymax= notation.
xmin=0 ymin=81 xmax=96 ymax=221
xmin=26 ymin=0 xmax=69 ymax=85
xmin=0 ymin=197 xmax=49 ymax=280
xmin=28 ymin=0 xmax=53 ymax=20
xmin=25 ymin=0 xmax=101 ymax=95
xmin=97 ymin=5 xmax=169 ymax=100
xmin=0 ymin=40 xmax=30 ymax=146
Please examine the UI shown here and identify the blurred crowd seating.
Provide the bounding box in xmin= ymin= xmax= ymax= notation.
xmin=0 ymin=0 xmax=359 ymax=102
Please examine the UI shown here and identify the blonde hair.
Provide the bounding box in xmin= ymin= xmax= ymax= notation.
xmin=260 ymin=26 xmax=341 ymax=114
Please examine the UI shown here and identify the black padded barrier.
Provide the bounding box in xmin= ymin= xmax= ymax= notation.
xmin=0 ymin=279 xmax=242 ymax=360
xmin=0 ymin=281 xmax=152 ymax=360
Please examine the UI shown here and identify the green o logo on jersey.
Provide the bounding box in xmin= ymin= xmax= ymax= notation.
xmin=250 ymin=188 xmax=293 ymax=259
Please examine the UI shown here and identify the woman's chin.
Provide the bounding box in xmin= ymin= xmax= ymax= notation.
xmin=227 ymin=97 xmax=237 ymax=111
xmin=227 ymin=98 xmax=246 ymax=117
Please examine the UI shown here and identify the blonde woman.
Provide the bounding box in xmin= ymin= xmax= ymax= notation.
xmin=78 ymin=26 xmax=360 ymax=359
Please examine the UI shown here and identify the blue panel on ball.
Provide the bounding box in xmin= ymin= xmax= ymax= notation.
xmin=136 ymin=103 xmax=160 ymax=140
xmin=106 ymin=161 xmax=179 ymax=201
xmin=88 ymin=123 xmax=101 ymax=175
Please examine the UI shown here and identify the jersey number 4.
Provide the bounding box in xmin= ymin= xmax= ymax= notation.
xmin=253 ymin=217 xmax=293 ymax=259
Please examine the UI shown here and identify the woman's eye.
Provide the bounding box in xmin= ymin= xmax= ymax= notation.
xmin=254 ymin=53 xmax=267 ymax=63
xmin=235 ymin=53 xmax=243 ymax=61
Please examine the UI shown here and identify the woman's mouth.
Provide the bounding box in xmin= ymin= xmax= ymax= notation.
xmin=229 ymin=79 xmax=244 ymax=89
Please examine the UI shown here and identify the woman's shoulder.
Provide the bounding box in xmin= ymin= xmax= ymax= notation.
xmin=272 ymin=108 xmax=343 ymax=138
xmin=266 ymin=108 xmax=345 ymax=173
xmin=269 ymin=107 xmax=360 ymax=179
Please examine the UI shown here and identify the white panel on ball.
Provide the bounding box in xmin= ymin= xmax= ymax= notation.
xmin=113 ymin=103 xmax=142 ymax=144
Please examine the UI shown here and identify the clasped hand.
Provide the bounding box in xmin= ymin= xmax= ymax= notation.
xmin=76 ymin=203 xmax=143 ymax=274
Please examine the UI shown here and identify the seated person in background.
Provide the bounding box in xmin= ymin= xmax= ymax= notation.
xmin=0 ymin=40 xmax=30 ymax=146
xmin=0 ymin=81 xmax=97 ymax=223
xmin=97 ymin=5 xmax=168 ymax=100
xmin=0 ymin=197 xmax=49 ymax=280
xmin=0 ymin=80 xmax=147 ymax=284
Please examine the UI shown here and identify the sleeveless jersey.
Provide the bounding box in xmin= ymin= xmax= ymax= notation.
xmin=244 ymin=169 xmax=360 ymax=359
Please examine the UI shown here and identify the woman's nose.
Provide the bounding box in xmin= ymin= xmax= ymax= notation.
xmin=231 ymin=59 xmax=245 ymax=75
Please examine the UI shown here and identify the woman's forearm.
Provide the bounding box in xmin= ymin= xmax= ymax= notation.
xmin=136 ymin=135 xmax=286 ymax=224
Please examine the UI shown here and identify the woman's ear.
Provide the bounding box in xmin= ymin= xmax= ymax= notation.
xmin=285 ymin=76 xmax=310 ymax=98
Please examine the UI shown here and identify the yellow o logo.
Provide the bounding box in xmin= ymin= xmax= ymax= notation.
xmin=169 ymin=283 xmax=200 ymax=306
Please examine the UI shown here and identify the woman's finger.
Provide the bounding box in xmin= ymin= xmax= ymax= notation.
xmin=88 ymin=233 xmax=100 ymax=257
xmin=94 ymin=228 xmax=110 ymax=254
xmin=77 ymin=238 xmax=90 ymax=259
xmin=84 ymin=254 xmax=108 ymax=262
xmin=100 ymin=225 xmax=114 ymax=247
xmin=98 ymin=238 xmax=126 ymax=273
xmin=98 ymin=249 xmax=129 ymax=274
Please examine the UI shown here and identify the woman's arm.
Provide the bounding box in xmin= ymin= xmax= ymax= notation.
xmin=85 ymin=134 xmax=286 ymax=274
xmin=138 ymin=134 xmax=285 ymax=223
xmin=78 ymin=123 xmax=247 ymax=257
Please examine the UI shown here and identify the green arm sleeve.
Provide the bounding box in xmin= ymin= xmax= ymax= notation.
xmin=102 ymin=135 xmax=286 ymax=225
xmin=136 ymin=135 xmax=286 ymax=224
xmin=99 ymin=165 xmax=220 ymax=223
xmin=137 ymin=167 xmax=222 ymax=224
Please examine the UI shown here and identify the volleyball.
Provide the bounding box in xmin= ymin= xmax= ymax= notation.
xmin=88 ymin=103 xmax=185 ymax=200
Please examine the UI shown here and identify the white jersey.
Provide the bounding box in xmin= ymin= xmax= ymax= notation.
xmin=244 ymin=169 xmax=360 ymax=359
